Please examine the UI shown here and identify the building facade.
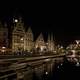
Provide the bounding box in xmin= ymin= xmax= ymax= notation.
xmin=35 ymin=33 xmax=46 ymax=52
xmin=0 ymin=22 xmax=8 ymax=49
xmin=12 ymin=17 xmax=34 ymax=52
xmin=25 ymin=27 xmax=34 ymax=51
xmin=0 ymin=17 xmax=56 ymax=53
xmin=12 ymin=17 xmax=25 ymax=52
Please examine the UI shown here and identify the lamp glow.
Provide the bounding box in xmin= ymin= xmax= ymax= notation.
xmin=21 ymin=38 xmax=23 ymax=41
xmin=14 ymin=19 xmax=18 ymax=23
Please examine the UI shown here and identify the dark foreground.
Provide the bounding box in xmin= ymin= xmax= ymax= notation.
xmin=1 ymin=56 xmax=80 ymax=80
xmin=32 ymin=59 xmax=80 ymax=80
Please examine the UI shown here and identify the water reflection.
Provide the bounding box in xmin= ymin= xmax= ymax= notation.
xmin=32 ymin=57 xmax=80 ymax=80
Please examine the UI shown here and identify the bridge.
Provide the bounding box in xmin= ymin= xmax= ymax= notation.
xmin=0 ymin=54 xmax=65 ymax=80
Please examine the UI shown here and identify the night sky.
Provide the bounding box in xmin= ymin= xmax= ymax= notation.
xmin=0 ymin=1 xmax=79 ymax=47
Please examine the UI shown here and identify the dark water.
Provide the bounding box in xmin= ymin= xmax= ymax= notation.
xmin=2 ymin=58 xmax=80 ymax=80
xmin=32 ymin=60 xmax=80 ymax=80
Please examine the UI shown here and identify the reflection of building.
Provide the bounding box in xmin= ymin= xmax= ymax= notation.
xmin=12 ymin=17 xmax=25 ymax=52
xmin=25 ymin=27 xmax=34 ymax=51
xmin=0 ymin=22 xmax=8 ymax=49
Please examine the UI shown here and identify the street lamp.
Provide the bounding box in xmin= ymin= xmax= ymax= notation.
xmin=14 ymin=19 xmax=18 ymax=23
xmin=20 ymin=38 xmax=23 ymax=41
xmin=45 ymin=72 xmax=48 ymax=75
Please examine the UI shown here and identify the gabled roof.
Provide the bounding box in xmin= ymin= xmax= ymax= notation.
xmin=13 ymin=17 xmax=25 ymax=33
xmin=36 ymin=32 xmax=44 ymax=42
xmin=13 ymin=24 xmax=25 ymax=34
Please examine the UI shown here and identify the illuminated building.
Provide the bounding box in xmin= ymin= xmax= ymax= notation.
xmin=35 ymin=33 xmax=46 ymax=52
xmin=25 ymin=27 xmax=34 ymax=51
xmin=0 ymin=22 xmax=8 ymax=49
xmin=0 ymin=17 xmax=56 ymax=53
xmin=12 ymin=17 xmax=34 ymax=52
xmin=12 ymin=17 xmax=25 ymax=52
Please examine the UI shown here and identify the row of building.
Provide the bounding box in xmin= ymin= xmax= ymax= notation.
xmin=0 ymin=17 xmax=55 ymax=53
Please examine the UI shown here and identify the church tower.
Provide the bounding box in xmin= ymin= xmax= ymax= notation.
xmin=47 ymin=32 xmax=55 ymax=51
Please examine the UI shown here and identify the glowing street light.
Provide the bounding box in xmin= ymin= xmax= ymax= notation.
xmin=45 ymin=72 xmax=48 ymax=75
xmin=21 ymin=38 xmax=23 ymax=41
xmin=14 ymin=19 xmax=18 ymax=23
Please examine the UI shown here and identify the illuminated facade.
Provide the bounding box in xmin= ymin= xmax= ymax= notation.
xmin=25 ymin=27 xmax=34 ymax=51
xmin=12 ymin=17 xmax=34 ymax=52
xmin=0 ymin=17 xmax=55 ymax=53
xmin=12 ymin=17 xmax=25 ymax=52
xmin=0 ymin=22 xmax=8 ymax=49
xmin=34 ymin=32 xmax=55 ymax=52
xmin=35 ymin=33 xmax=46 ymax=52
